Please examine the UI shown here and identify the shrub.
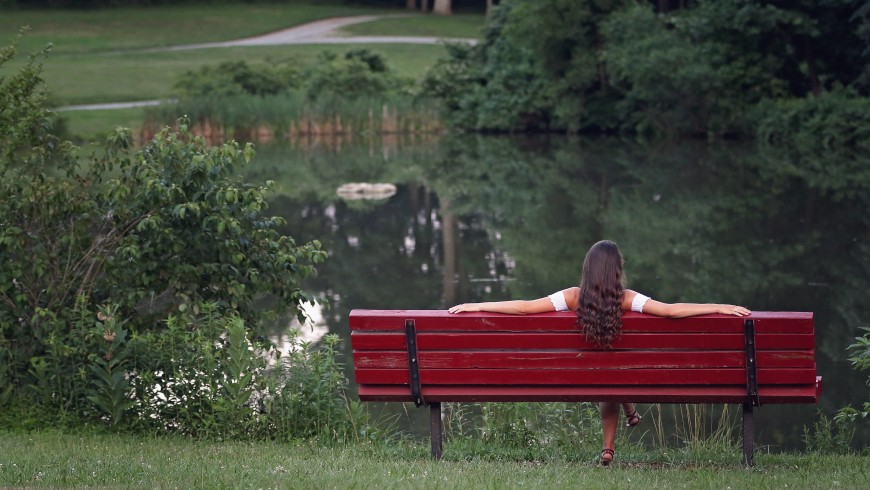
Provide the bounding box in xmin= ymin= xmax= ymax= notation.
xmin=836 ymin=326 xmax=870 ymax=429
xmin=303 ymin=50 xmax=413 ymax=101
xmin=174 ymin=60 xmax=301 ymax=97
xmin=0 ymin=35 xmax=349 ymax=441
xmin=753 ymin=89 xmax=870 ymax=152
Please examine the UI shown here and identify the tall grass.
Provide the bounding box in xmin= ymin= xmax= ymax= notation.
xmin=142 ymin=94 xmax=446 ymax=143
xmin=646 ymin=404 xmax=739 ymax=451
xmin=438 ymin=401 xmax=744 ymax=462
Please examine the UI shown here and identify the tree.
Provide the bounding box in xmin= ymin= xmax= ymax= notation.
xmin=0 ymin=35 xmax=326 ymax=419
xmin=433 ymin=0 xmax=452 ymax=15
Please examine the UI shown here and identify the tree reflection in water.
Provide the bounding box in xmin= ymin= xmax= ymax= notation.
xmin=247 ymin=134 xmax=869 ymax=451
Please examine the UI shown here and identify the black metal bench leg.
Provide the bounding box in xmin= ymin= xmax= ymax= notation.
xmin=742 ymin=402 xmax=754 ymax=467
xmin=430 ymin=402 xmax=443 ymax=459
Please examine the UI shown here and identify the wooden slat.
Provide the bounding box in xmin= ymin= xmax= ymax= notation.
xmin=357 ymin=383 xmax=820 ymax=404
xmin=350 ymin=332 xmax=815 ymax=351
xmin=349 ymin=310 xmax=813 ymax=334
xmin=350 ymin=309 xmax=820 ymax=406
xmin=353 ymin=350 xmax=815 ymax=370
xmin=354 ymin=368 xmax=816 ymax=386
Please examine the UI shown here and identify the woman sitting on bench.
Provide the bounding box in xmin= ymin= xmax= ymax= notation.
xmin=448 ymin=239 xmax=751 ymax=465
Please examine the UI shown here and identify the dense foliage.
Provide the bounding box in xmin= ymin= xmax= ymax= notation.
xmin=0 ymin=38 xmax=372 ymax=441
xmin=174 ymin=50 xmax=412 ymax=101
xmin=148 ymin=49 xmax=427 ymax=138
xmin=423 ymin=0 xmax=870 ymax=139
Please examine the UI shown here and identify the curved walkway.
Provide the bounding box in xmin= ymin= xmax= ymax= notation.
xmin=158 ymin=15 xmax=477 ymax=51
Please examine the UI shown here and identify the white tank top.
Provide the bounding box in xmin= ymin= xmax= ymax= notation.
xmin=547 ymin=290 xmax=651 ymax=313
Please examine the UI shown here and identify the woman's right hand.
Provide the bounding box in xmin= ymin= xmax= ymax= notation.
xmin=717 ymin=304 xmax=751 ymax=316
xmin=448 ymin=303 xmax=481 ymax=314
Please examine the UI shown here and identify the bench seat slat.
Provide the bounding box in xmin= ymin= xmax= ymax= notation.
xmin=354 ymin=367 xmax=816 ymax=386
xmin=354 ymin=350 xmax=815 ymax=370
xmin=357 ymin=382 xmax=821 ymax=404
xmin=349 ymin=311 xmax=813 ymax=334
xmin=351 ymin=332 xmax=815 ymax=351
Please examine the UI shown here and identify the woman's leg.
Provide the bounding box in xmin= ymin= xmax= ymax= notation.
xmin=600 ymin=401 xmax=619 ymax=453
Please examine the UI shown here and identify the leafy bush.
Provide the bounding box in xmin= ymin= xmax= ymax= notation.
xmin=173 ymin=49 xmax=411 ymax=102
xmin=0 ymin=36 xmax=369 ymax=443
xmin=836 ymin=326 xmax=870 ymax=428
xmin=302 ymin=49 xmax=413 ymax=101
xmin=804 ymin=412 xmax=855 ymax=454
xmin=754 ymin=89 xmax=870 ymax=152
xmin=175 ymin=60 xmax=301 ymax=97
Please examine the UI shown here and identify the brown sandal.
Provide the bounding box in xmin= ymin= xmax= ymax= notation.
xmin=625 ymin=409 xmax=642 ymax=428
xmin=600 ymin=448 xmax=614 ymax=466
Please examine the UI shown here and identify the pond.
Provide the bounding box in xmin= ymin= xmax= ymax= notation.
xmin=248 ymin=133 xmax=870 ymax=451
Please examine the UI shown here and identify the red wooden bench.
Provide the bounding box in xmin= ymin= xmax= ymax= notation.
xmin=350 ymin=310 xmax=821 ymax=466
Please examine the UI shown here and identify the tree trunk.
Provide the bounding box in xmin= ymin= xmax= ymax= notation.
xmin=486 ymin=0 xmax=494 ymax=16
xmin=421 ymin=0 xmax=429 ymax=13
xmin=433 ymin=0 xmax=452 ymax=16
xmin=440 ymin=198 xmax=458 ymax=308
xmin=407 ymin=0 xmax=416 ymax=10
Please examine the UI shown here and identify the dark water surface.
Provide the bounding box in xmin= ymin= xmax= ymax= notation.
xmin=249 ymin=134 xmax=870 ymax=451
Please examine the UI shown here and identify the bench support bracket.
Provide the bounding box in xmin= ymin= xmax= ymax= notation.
xmin=744 ymin=319 xmax=760 ymax=407
xmin=405 ymin=319 xmax=425 ymax=407
xmin=743 ymin=318 xmax=759 ymax=467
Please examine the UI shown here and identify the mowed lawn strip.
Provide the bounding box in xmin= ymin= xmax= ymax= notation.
xmin=339 ymin=13 xmax=485 ymax=39
xmin=0 ymin=3 xmax=391 ymax=54
xmin=0 ymin=432 xmax=867 ymax=489
xmin=0 ymin=433 xmax=870 ymax=489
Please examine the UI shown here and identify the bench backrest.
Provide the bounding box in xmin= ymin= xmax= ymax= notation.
xmin=350 ymin=310 xmax=820 ymax=405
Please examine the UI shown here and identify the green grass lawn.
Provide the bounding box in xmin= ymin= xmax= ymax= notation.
xmin=0 ymin=432 xmax=867 ymax=488
xmin=57 ymin=106 xmax=147 ymax=143
xmin=339 ymin=13 xmax=485 ymax=39
xmin=0 ymin=2 xmax=392 ymax=54
xmin=0 ymin=3 xmax=482 ymax=140
xmin=41 ymin=43 xmax=449 ymax=106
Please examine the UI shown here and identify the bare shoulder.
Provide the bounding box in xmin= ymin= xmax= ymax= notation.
xmin=563 ymin=287 xmax=580 ymax=310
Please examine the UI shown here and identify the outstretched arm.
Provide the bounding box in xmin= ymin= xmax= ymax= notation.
xmin=448 ymin=297 xmax=555 ymax=315
xmin=641 ymin=299 xmax=750 ymax=318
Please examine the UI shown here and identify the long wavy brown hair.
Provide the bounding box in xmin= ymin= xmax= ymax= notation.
xmin=576 ymin=240 xmax=626 ymax=348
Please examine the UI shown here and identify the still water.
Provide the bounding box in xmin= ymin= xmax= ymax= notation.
xmin=249 ymin=133 xmax=869 ymax=451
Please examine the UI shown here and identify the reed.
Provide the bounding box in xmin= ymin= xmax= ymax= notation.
xmin=646 ymin=404 xmax=739 ymax=451
xmin=141 ymin=95 xmax=445 ymax=144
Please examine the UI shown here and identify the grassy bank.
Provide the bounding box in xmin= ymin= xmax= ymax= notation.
xmin=41 ymin=43 xmax=449 ymax=106
xmin=0 ymin=3 xmax=483 ymax=140
xmin=0 ymin=432 xmax=867 ymax=488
